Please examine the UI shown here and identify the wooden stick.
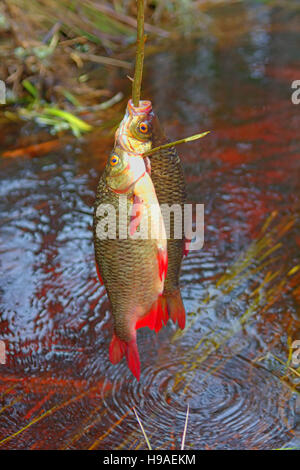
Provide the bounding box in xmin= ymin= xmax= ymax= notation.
xmin=143 ymin=131 xmax=210 ymax=156
xmin=132 ymin=0 xmax=145 ymax=107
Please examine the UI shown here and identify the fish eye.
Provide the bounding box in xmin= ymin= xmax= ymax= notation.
xmin=139 ymin=121 xmax=149 ymax=134
xmin=110 ymin=155 xmax=119 ymax=166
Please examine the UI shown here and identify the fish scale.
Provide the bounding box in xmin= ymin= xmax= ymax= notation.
xmin=93 ymin=149 xmax=168 ymax=380
xmin=148 ymin=145 xmax=187 ymax=296
xmin=93 ymin=172 xmax=161 ymax=342
xmin=113 ymin=99 xmax=187 ymax=329
xmin=93 ymin=100 xmax=187 ymax=380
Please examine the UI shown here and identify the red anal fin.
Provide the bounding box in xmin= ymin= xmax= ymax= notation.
xmin=125 ymin=339 xmax=140 ymax=381
xmin=166 ymin=291 xmax=186 ymax=330
xmin=96 ymin=262 xmax=104 ymax=285
xmin=157 ymin=248 xmax=168 ymax=282
xmin=155 ymin=295 xmax=168 ymax=333
xmin=109 ymin=333 xmax=126 ymax=364
xmin=129 ymin=195 xmax=143 ymax=236
xmin=136 ymin=300 xmax=158 ymax=331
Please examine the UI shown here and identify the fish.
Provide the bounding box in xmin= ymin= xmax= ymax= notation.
xmin=114 ymin=99 xmax=187 ymax=330
xmin=93 ymin=146 xmax=168 ymax=380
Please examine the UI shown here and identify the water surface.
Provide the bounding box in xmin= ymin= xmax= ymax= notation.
xmin=0 ymin=2 xmax=299 ymax=449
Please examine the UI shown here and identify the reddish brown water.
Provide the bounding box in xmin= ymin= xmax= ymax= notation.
xmin=0 ymin=2 xmax=299 ymax=449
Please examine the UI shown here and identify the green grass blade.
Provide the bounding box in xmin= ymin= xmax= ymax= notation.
xmin=22 ymin=80 xmax=39 ymax=99
xmin=43 ymin=107 xmax=93 ymax=132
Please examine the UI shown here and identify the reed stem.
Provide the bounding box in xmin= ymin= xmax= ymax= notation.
xmin=143 ymin=131 xmax=210 ymax=156
xmin=132 ymin=0 xmax=145 ymax=106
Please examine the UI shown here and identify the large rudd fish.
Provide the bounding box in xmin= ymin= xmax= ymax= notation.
xmin=93 ymin=146 xmax=168 ymax=380
xmin=115 ymin=99 xmax=187 ymax=330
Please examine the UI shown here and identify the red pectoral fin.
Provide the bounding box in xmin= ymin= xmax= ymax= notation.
xmin=129 ymin=195 xmax=144 ymax=236
xmin=157 ymin=247 xmax=168 ymax=282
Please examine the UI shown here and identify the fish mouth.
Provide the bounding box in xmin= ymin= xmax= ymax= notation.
xmin=127 ymin=99 xmax=152 ymax=115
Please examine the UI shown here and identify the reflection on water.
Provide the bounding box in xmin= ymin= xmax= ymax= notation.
xmin=0 ymin=1 xmax=299 ymax=449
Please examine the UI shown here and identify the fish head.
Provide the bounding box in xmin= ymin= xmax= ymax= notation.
xmin=106 ymin=147 xmax=146 ymax=194
xmin=115 ymin=99 xmax=165 ymax=154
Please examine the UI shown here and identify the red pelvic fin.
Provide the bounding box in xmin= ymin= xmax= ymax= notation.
xmin=109 ymin=333 xmax=126 ymax=364
xmin=95 ymin=262 xmax=104 ymax=285
xmin=157 ymin=248 xmax=168 ymax=282
xmin=135 ymin=300 xmax=158 ymax=331
xmin=183 ymin=238 xmax=191 ymax=257
xmin=125 ymin=339 xmax=141 ymax=381
xmin=129 ymin=195 xmax=143 ymax=236
xmin=155 ymin=295 xmax=168 ymax=333
xmin=166 ymin=291 xmax=186 ymax=330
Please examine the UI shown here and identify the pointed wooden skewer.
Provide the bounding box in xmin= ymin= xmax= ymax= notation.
xmin=143 ymin=131 xmax=210 ymax=157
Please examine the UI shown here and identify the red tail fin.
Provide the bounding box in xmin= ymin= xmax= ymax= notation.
xmin=109 ymin=333 xmax=126 ymax=364
xmin=109 ymin=334 xmax=141 ymax=381
xmin=155 ymin=295 xmax=168 ymax=333
xmin=125 ymin=339 xmax=140 ymax=381
xmin=166 ymin=291 xmax=186 ymax=330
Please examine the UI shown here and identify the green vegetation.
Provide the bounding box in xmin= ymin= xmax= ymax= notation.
xmin=0 ymin=0 xmax=285 ymax=137
xmin=0 ymin=0 xmax=206 ymax=136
